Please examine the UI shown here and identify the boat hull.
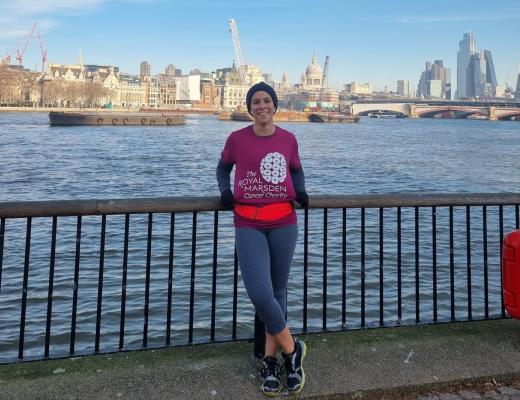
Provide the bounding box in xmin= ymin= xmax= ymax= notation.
xmin=368 ymin=112 xmax=399 ymax=119
xmin=218 ymin=111 xmax=358 ymax=123
xmin=49 ymin=112 xmax=185 ymax=126
xmin=308 ymin=113 xmax=360 ymax=123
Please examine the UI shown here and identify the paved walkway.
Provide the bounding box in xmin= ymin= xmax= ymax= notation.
xmin=1 ymin=319 xmax=520 ymax=399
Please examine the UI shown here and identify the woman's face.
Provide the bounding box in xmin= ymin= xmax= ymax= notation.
xmin=250 ymin=91 xmax=275 ymax=123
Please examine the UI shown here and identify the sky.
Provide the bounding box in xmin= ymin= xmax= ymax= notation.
xmin=1 ymin=0 xmax=519 ymax=92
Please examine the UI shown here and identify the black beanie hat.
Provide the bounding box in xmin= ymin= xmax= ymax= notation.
xmin=246 ymin=82 xmax=278 ymax=115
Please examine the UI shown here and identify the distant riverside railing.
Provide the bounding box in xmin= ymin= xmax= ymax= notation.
xmin=0 ymin=193 xmax=519 ymax=364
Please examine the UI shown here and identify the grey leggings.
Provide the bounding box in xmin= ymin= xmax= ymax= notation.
xmin=235 ymin=224 xmax=298 ymax=335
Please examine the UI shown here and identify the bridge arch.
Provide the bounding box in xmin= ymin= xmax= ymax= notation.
xmin=351 ymin=103 xmax=411 ymax=116
xmin=351 ymin=102 xmax=520 ymax=120
xmin=357 ymin=109 xmax=407 ymax=118
xmin=496 ymin=110 xmax=520 ymax=121
xmin=416 ymin=107 xmax=488 ymax=119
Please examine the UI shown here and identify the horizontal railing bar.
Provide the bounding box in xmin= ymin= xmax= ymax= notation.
xmin=0 ymin=198 xmax=220 ymax=218
xmin=2 ymin=193 xmax=520 ymax=218
xmin=310 ymin=193 xmax=520 ymax=208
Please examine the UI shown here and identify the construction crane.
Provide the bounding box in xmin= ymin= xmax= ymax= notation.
xmin=15 ymin=23 xmax=37 ymax=66
xmin=2 ymin=39 xmax=21 ymax=65
xmin=36 ymin=29 xmax=47 ymax=72
xmin=228 ymin=18 xmax=247 ymax=85
xmin=319 ymin=56 xmax=329 ymax=109
xmin=322 ymin=56 xmax=329 ymax=90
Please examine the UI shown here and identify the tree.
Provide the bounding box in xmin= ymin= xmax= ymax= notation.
xmin=16 ymin=70 xmax=39 ymax=105
xmin=0 ymin=65 xmax=39 ymax=105
xmin=41 ymin=80 xmax=66 ymax=107
xmin=84 ymin=80 xmax=109 ymax=107
xmin=0 ymin=65 xmax=19 ymax=105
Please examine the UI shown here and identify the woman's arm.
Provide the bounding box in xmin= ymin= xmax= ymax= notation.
xmin=290 ymin=166 xmax=309 ymax=208
xmin=216 ymin=158 xmax=233 ymax=192
xmin=216 ymin=158 xmax=234 ymax=208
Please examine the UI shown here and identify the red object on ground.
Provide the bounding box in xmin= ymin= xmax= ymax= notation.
xmin=502 ymin=230 xmax=520 ymax=319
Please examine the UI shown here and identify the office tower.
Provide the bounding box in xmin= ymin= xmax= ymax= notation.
xmin=165 ymin=64 xmax=176 ymax=77
xmin=484 ymin=50 xmax=498 ymax=96
xmin=428 ymin=80 xmax=443 ymax=98
xmin=431 ymin=60 xmax=443 ymax=80
xmin=140 ymin=61 xmax=151 ymax=78
xmin=397 ymin=80 xmax=410 ymax=97
xmin=444 ymin=69 xmax=452 ymax=100
xmin=467 ymin=50 xmax=498 ymax=98
xmin=457 ymin=32 xmax=476 ymax=99
xmin=467 ymin=52 xmax=486 ymax=98
xmin=417 ymin=62 xmax=431 ymax=97
xmin=417 ymin=60 xmax=450 ymax=98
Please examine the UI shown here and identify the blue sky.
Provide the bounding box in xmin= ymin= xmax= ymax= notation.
xmin=1 ymin=0 xmax=519 ymax=92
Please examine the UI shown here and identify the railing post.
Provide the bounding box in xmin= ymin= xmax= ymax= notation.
xmin=253 ymin=313 xmax=265 ymax=359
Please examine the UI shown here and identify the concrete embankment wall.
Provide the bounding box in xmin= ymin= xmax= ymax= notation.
xmin=0 ymin=106 xmax=219 ymax=114
xmin=0 ymin=106 xmax=108 ymax=113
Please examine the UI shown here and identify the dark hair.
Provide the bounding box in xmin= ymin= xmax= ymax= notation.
xmin=246 ymin=82 xmax=278 ymax=115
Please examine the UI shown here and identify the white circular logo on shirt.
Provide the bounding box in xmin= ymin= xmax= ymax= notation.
xmin=260 ymin=152 xmax=287 ymax=184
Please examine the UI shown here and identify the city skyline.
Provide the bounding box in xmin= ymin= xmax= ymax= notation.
xmin=1 ymin=0 xmax=519 ymax=92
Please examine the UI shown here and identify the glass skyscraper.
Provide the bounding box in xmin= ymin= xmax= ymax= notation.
xmin=457 ymin=32 xmax=476 ymax=99
xmin=484 ymin=50 xmax=498 ymax=94
xmin=466 ymin=50 xmax=498 ymax=98
xmin=467 ymin=52 xmax=486 ymax=98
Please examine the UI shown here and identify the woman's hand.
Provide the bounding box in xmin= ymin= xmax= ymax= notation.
xmin=296 ymin=191 xmax=309 ymax=209
xmin=220 ymin=189 xmax=235 ymax=209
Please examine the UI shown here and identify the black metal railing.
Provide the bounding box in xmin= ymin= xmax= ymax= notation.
xmin=0 ymin=193 xmax=519 ymax=364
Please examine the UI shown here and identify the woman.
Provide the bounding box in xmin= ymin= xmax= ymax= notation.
xmin=216 ymin=82 xmax=309 ymax=396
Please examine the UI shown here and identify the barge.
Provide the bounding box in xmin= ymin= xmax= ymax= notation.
xmin=49 ymin=111 xmax=185 ymax=126
xmin=308 ymin=113 xmax=360 ymax=123
xmin=218 ymin=111 xmax=358 ymax=123
xmin=219 ymin=111 xmax=253 ymax=121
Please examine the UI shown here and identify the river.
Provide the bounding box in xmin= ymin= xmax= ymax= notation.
xmin=0 ymin=112 xmax=519 ymax=362
xmin=1 ymin=112 xmax=520 ymax=200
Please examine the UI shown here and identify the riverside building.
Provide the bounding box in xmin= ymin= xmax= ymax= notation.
xmin=3 ymin=50 xmax=343 ymax=110
xmin=214 ymin=63 xmax=249 ymax=110
xmin=344 ymin=82 xmax=372 ymax=95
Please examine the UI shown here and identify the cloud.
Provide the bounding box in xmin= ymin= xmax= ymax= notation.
xmin=2 ymin=0 xmax=105 ymax=16
xmin=0 ymin=0 xmax=156 ymax=42
xmin=175 ymin=0 xmax=297 ymax=7
xmin=390 ymin=14 xmax=520 ymax=24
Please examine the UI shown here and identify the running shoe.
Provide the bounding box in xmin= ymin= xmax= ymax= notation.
xmin=283 ymin=339 xmax=307 ymax=394
xmin=260 ymin=356 xmax=282 ymax=396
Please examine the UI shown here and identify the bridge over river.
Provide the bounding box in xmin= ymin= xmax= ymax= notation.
xmin=351 ymin=102 xmax=520 ymax=120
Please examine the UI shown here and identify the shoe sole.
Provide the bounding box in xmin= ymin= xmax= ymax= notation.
xmin=289 ymin=340 xmax=306 ymax=395
xmin=262 ymin=386 xmax=281 ymax=397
